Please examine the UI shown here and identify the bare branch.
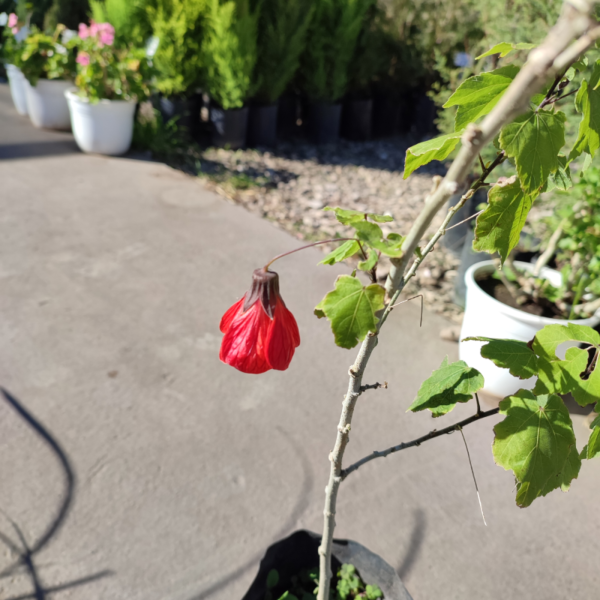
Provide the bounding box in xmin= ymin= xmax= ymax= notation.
xmin=534 ymin=220 xmax=566 ymax=276
xmin=359 ymin=381 xmax=388 ymax=393
xmin=341 ymin=407 xmax=500 ymax=481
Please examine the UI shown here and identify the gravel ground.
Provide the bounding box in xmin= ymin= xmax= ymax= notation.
xmin=197 ymin=138 xmax=465 ymax=323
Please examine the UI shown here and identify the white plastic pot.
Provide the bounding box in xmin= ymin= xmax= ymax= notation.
xmin=65 ymin=89 xmax=136 ymax=155
xmin=24 ymin=78 xmax=72 ymax=130
xmin=6 ymin=64 xmax=28 ymax=116
xmin=459 ymin=260 xmax=600 ymax=398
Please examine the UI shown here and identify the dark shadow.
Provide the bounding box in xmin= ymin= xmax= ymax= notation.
xmin=0 ymin=140 xmax=80 ymax=160
xmin=187 ymin=426 xmax=315 ymax=600
xmin=563 ymin=392 xmax=595 ymax=417
xmin=0 ymin=388 xmax=113 ymax=598
xmin=396 ymin=508 xmax=427 ymax=580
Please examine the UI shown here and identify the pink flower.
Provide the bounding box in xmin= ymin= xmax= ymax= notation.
xmin=98 ymin=23 xmax=114 ymax=46
xmin=78 ymin=23 xmax=89 ymax=39
xmin=11 ymin=26 xmax=17 ymax=34
xmin=8 ymin=13 xmax=17 ymax=28
xmin=76 ymin=52 xmax=90 ymax=66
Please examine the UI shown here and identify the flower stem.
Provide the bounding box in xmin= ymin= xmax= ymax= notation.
xmin=263 ymin=238 xmax=356 ymax=270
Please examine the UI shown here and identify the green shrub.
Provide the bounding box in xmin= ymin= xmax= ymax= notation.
xmin=149 ymin=0 xmax=206 ymax=97
xmin=89 ymin=0 xmax=153 ymax=47
xmin=300 ymin=0 xmax=372 ymax=103
xmin=202 ymin=0 xmax=259 ymax=110
xmin=20 ymin=25 xmax=77 ymax=85
xmin=250 ymin=0 xmax=313 ymax=105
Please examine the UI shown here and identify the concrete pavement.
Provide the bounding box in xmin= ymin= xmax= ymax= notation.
xmin=0 ymin=83 xmax=599 ymax=600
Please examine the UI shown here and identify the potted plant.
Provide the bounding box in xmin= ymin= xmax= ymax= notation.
xmin=246 ymin=0 xmax=313 ymax=147
xmin=19 ymin=24 xmax=77 ymax=129
xmin=299 ymin=0 xmax=372 ymax=144
xmin=0 ymin=12 xmax=29 ymax=115
xmin=460 ymin=164 xmax=600 ymax=397
xmin=147 ymin=0 xmax=206 ymax=139
xmin=65 ymin=20 xmax=154 ymax=155
xmin=202 ymin=0 xmax=259 ymax=149
xmin=218 ymin=3 xmax=600 ymax=598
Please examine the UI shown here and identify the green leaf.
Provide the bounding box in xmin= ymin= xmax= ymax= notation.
xmin=572 ymin=56 xmax=588 ymax=71
xmin=499 ymin=110 xmax=566 ymax=194
xmin=476 ymin=42 xmax=535 ymax=60
xmin=314 ymin=275 xmax=385 ymax=349
xmin=358 ymin=248 xmax=378 ymax=271
xmin=545 ymin=155 xmax=572 ymax=192
xmin=323 ymin=206 xmax=393 ymax=225
xmin=404 ymin=131 xmax=463 ymax=179
xmin=277 ymin=593 xmax=298 ymax=600
xmin=267 ymin=569 xmax=279 ymax=589
xmin=473 ymin=177 xmax=534 ymax=263
xmin=463 ymin=336 xmax=538 ymax=379
xmin=319 ymin=240 xmax=361 ymax=265
xmin=352 ymin=221 xmax=404 ymax=257
xmin=493 ymin=391 xmax=578 ymax=507
xmin=408 ymin=356 xmax=484 ymax=417
xmin=444 ymin=66 xmax=519 ymax=131
xmin=568 ymin=61 xmax=600 ymax=163
xmin=365 ymin=585 xmax=384 ymax=600
xmin=532 ymin=324 xmax=600 ymax=406
xmin=580 ymin=425 xmax=600 ymax=460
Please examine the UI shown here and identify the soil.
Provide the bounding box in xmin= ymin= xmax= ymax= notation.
xmin=476 ymin=274 xmax=564 ymax=319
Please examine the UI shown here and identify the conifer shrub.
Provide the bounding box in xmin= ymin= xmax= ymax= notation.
xmin=148 ymin=0 xmax=206 ymax=98
xmin=89 ymin=0 xmax=153 ymax=47
xmin=300 ymin=0 xmax=373 ymax=104
xmin=250 ymin=0 xmax=313 ymax=105
xmin=202 ymin=0 xmax=259 ymax=110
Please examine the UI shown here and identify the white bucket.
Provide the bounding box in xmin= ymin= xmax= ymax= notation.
xmin=24 ymin=78 xmax=72 ymax=130
xmin=6 ymin=64 xmax=28 ymax=116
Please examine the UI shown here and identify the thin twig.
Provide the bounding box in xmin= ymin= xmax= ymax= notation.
xmin=458 ymin=427 xmax=487 ymax=526
xmin=444 ymin=210 xmax=484 ymax=232
xmin=359 ymin=381 xmax=388 ymax=393
xmin=475 ymin=393 xmax=481 ymax=415
xmin=341 ymin=407 xmax=500 ymax=480
xmin=533 ymin=221 xmax=565 ymax=276
xmin=389 ymin=294 xmax=423 ymax=327
xmin=546 ymin=87 xmax=580 ymax=104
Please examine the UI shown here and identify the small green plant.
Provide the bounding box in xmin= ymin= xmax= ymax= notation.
xmin=19 ymin=25 xmax=78 ymax=85
xmin=300 ymin=0 xmax=372 ymax=103
xmin=202 ymin=0 xmax=259 ymax=109
xmin=0 ymin=12 xmax=26 ymax=68
xmin=74 ymin=21 xmax=154 ymax=102
xmin=250 ymin=0 xmax=313 ymax=105
xmin=148 ymin=0 xmax=206 ymax=97
xmin=89 ymin=0 xmax=153 ymax=47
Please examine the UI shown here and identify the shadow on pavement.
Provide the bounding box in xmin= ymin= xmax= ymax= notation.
xmin=396 ymin=508 xmax=427 ymax=580
xmin=188 ymin=426 xmax=315 ymax=600
xmin=0 ymin=388 xmax=113 ymax=599
xmin=0 ymin=140 xmax=80 ymax=160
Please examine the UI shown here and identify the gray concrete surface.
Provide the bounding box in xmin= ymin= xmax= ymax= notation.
xmin=0 ymin=83 xmax=598 ymax=600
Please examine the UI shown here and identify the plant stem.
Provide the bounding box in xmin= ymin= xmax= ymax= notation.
xmin=263 ymin=238 xmax=356 ymax=270
xmin=533 ymin=220 xmax=565 ymax=276
xmin=317 ymin=333 xmax=378 ymax=600
xmin=340 ymin=407 xmax=500 ymax=480
xmin=569 ymin=272 xmax=589 ymax=319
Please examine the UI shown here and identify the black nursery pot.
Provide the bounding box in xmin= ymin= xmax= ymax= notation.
xmin=412 ymin=92 xmax=438 ymax=135
xmin=341 ymin=97 xmax=373 ymax=141
xmin=277 ymin=94 xmax=300 ymax=139
xmin=372 ymin=94 xmax=400 ymax=138
xmin=307 ymin=102 xmax=342 ymax=144
xmin=242 ymin=530 xmax=413 ymax=600
xmin=158 ymin=94 xmax=201 ymax=138
xmin=248 ymin=103 xmax=278 ymax=147
xmin=210 ymin=105 xmax=249 ymax=149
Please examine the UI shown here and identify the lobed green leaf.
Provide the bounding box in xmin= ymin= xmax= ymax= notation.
xmin=580 ymin=425 xmax=600 ymax=460
xmin=444 ymin=66 xmax=519 ymax=132
xmin=473 ymin=177 xmax=534 ymax=263
xmin=493 ymin=390 xmax=579 ymax=508
xmin=319 ymin=240 xmax=361 ymax=266
xmin=476 ymin=41 xmax=535 ymax=60
xmin=408 ymin=356 xmax=484 ymax=417
xmin=499 ymin=110 xmax=566 ymax=194
xmin=463 ymin=336 xmax=538 ymax=379
xmin=569 ymin=60 xmax=600 ymax=163
xmin=314 ymin=275 xmax=385 ymax=349
xmin=403 ymin=131 xmax=464 ymax=179
xmin=352 ymin=221 xmax=404 ymax=257
xmin=323 ymin=206 xmax=393 ymax=225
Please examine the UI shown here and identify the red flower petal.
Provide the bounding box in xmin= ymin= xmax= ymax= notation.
xmin=219 ymin=301 xmax=271 ymax=374
xmin=265 ymin=299 xmax=301 ymax=371
xmin=220 ymin=297 xmax=244 ymax=334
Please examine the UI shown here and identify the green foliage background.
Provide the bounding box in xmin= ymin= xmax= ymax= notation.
xmin=89 ymin=0 xmax=154 ymax=46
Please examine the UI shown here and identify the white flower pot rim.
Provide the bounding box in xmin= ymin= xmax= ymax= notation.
xmin=65 ymin=87 xmax=136 ymax=105
xmin=465 ymin=259 xmax=600 ymax=327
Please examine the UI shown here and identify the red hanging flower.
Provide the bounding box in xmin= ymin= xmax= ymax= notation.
xmin=219 ymin=269 xmax=300 ymax=374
